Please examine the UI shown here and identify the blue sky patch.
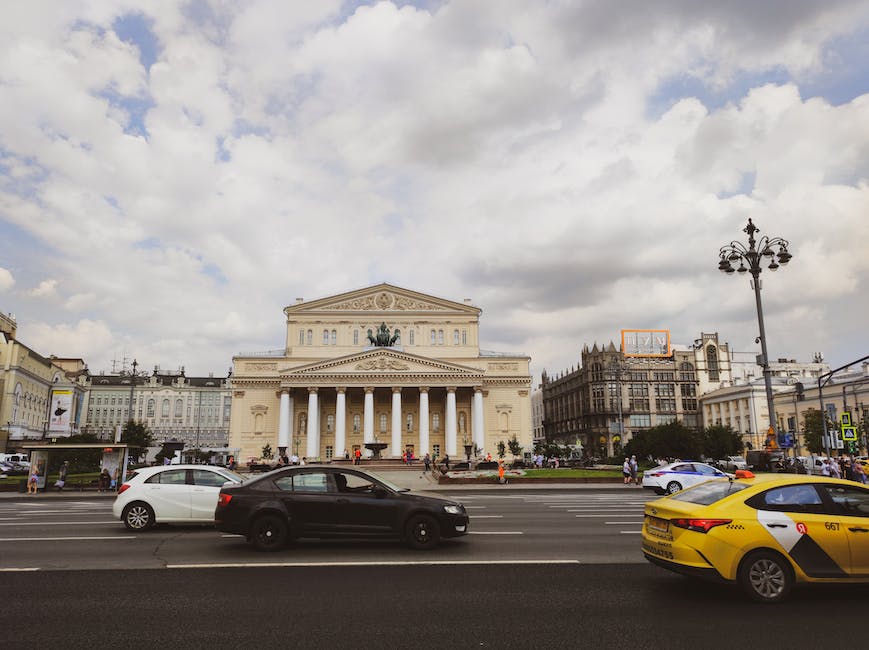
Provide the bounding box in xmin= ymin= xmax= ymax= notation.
xmin=98 ymin=89 xmax=153 ymax=138
xmin=112 ymin=13 xmax=160 ymax=70
xmin=202 ymin=263 xmax=227 ymax=285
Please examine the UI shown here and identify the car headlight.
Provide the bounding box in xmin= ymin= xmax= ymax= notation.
xmin=443 ymin=504 xmax=463 ymax=515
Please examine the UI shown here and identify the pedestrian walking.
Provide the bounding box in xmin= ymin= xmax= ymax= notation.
xmin=27 ymin=464 xmax=39 ymax=494
xmin=852 ymin=461 xmax=867 ymax=484
xmin=443 ymin=454 xmax=450 ymax=471
xmin=55 ymin=460 xmax=69 ymax=490
xmin=354 ymin=448 xmax=362 ymax=465
xmin=423 ymin=453 xmax=431 ymax=472
xmin=98 ymin=468 xmax=111 ymax=492
xmin=630 ymin=455 xmax=639 ymax=486
xmin=498 ymin=459 xmax=506 ymax=484
xmin=622 ymin=457 xmax=631 ymax=485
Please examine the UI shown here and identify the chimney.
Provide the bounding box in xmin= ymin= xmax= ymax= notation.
xmin=296 ymin=298 xmax=304 ymax=304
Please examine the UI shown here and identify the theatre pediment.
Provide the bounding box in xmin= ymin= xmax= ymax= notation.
xmin=283 ymin=283 xmax=480 ymax=315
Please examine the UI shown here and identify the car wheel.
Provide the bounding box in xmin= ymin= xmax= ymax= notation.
xmin=249 ymin=514 xmax=288 ymax=552
xmin=738 ymin=550 xmax=794 ymax=604
xmin=122 ymin=502 xmax=155 ymax=531
xmin=665 ymin=481 xmax=682 ymax=495
xmin=405 ymin=514 xmax=441 ymax=551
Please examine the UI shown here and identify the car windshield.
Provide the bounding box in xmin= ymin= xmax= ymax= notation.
xmin=364 ymin=471 xmax=408 ymax=492
xmin=218 ymin=469 xmax=245 ymax=483
xmin=669 ymin=480 xmax=749 ymax=505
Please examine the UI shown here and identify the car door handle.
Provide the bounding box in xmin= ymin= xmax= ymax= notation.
xmin=849 ymin=527 xmax=869 ymax=533
xmin=766 ymin=523 xmax=788 ymax=528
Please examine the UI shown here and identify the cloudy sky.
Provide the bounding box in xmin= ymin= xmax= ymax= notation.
xmin=1 ymin=1 xmax=867 ymax=383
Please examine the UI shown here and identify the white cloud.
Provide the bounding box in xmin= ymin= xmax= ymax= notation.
xmin=0 ymin=267 xmax=14 ymax=292
xmin=28 ymin=279 xmax=58 ymax=298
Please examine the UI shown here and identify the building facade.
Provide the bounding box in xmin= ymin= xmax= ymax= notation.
xmin=228 ymin=284 xmax=532 ymax=463
xmin=542 ymin=332 xmax=732 ymax=457
xmin=82 ymin=367 xmax=232 ymax=448
xmin=1 ymin=313 xmax=86 ymax=449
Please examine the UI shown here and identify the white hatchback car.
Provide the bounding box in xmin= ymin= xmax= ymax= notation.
xmin=641 ymin=460 xmax=732 ymax=495
xmin=113 ymin=465 xmax=244 ymax=530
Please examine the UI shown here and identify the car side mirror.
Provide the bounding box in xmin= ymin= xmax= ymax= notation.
xmin=373 ymin=487 xmax=388 ymax=499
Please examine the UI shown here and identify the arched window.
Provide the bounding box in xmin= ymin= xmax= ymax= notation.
xmin=459 ymin=412 xmax=466 ymax=433
xmin=299 ymin=413 xmax=307 ymax=433
xmin=353 ymin=329 xmax=359 ymax=345
xmin=430 ymin=329 xmax=436 ymax=344
xmin=330 ymin=330 xmax=337 ymax=345
xmin=12 ymin=383 xmax=22 ymax=422
xmin=432 ymin=413 xmax=440 ymax=431
xmin=147 ymin=399 xmax=155 ymax=417
xmin=254 ymin=413 xmax=263 ymax=433
xmin=406 ymin=414 xmax=413 ymax=431
xmin=162 ymin=399 xmax=170 ymax=418
xmin=453 ymin=330 xmax=459 ymax=345
xmin=175 ymin=399 xmax=183 ymax=418
xmin=323 ymin=329 xmax=329 ymax=345
xmin=706 ymin=345 xmax=719 ymax=381
xmin=379 ymin=414 xmax=387 ymax=433
xmin=306 ymin=330 xmax=313 ymax=345
xmin=327 ymin=414 xmax=334 ymax=432
xmin=409 ymin=330 xmax=415 ymax=345
xmin=393 ymin=328 xmax=400 ymax=344
xmin=437 ymin=330 xmax=444 ymax=345
xmin=353 ymin=414 xmax=361 ymax=432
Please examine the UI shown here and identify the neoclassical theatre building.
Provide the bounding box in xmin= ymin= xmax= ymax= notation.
xmin=228 ymin=284 xmax=532 ymax=463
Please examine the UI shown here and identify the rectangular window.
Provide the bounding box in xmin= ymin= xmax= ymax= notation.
xmin=629 ymin=398 xmax=649 ymax=411
xmin=629 ymin=414 xmax=651 ymax=428
xmin=325 ymin=446 xmax=333 ymax=460
xmin=433 ymin=444 xmax=440 ymax=458
xmin=353 ymin=329 xmax=359 ymax=345
xmin=462 ymin=330 xmax=467 ymax=345
xmin=656 ymin=414 xmax=677 ymax=425
xmin=654 ymin=384 xmax=675 ymax=397
xmin=655 ymin=398 xmax=677 ymax=412
xmin=409 ymin=330 xmax=415 ymax=345
xmin=680 ymin=384 xmax=696 ymax=397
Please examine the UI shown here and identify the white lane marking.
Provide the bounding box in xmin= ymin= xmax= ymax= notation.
xmin=168 ymin=558 xmax=571 ymax=569
xmin=15 ymin=511 xmax=110 ymax=515
xmin=620 ymin=531 xmax=643 ymax=534
xmin=574 ymin=514 xmax=639 ymax=518
xmin=464 ymin=506 xmax=488 ymax=509
xmin=467 ymin=531 xmax=523 ymax=535
xmin=604 ymin=522 xmax=644 ymax=525
xmin=565 ymin=508 xmax=643 ymax=512
xmin=0 ymin=567 xmax=40 ymax=571
xmin=0 ymin=536 xmax=135 ymax=542
xmin=469 ymin=515 xmax=503 ymax=519
xmin=0 ymin=521 xmax=116 ymax=526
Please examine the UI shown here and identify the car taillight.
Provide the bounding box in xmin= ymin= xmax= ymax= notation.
xmin=118 ymin=483 xmax=131 ymax=494
xmin=217 ymin=493 xmax=233 ymax=507
xmin=671 ymin=518 xmax=732 ymax=533
xmin=648 ymin=472 xmax=663 ymax=477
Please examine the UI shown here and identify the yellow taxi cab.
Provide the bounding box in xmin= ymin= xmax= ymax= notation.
xmin=642 ymin=471 xmax=869 ymax=603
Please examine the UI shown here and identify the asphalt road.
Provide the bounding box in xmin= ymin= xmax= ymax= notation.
xmin=3 ymin=489 xmax=867 ymax=649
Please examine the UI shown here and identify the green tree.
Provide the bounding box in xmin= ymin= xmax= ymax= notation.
xmin=496 ymin=440 xmax=506 ymax=459
xmin=624 ymin=420 xmax=702 ymax=461
xmin=121 ymin=421 xmax=154 ymax=463
xmin=507 ymin=435 xmax=522 ymax=458
xmin=702 ymin=424 xmax=743 ymax=460
xmin=802 ymin=409 xmax=829 ymax=454
xmin=261 ymin=443 xmax=274 ymax=460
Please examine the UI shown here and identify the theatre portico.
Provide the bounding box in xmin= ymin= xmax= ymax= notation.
xmin=228 ymin=284 xmax=532 ymax=463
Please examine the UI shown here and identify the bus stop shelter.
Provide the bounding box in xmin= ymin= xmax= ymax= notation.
xmin=20 ymin=443 xmax=131 ymax=490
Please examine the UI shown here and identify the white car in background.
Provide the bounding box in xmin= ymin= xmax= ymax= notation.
xmin=113 ymin=465 xmax=244 ymax=530
xmin=641 ymin=461 xmax=732 ymax=495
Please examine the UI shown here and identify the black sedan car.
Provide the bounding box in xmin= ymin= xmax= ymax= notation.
xmin=215 ymin=465 xmax=469 ymax=551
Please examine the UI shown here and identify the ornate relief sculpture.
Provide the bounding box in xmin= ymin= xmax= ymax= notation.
xmin=355 ymin=358 xmax=410 ymax=371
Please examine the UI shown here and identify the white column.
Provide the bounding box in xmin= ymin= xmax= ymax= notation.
xmin=391 ymin=387 xmax=402 ymax=458
xmin=306 ymin=388 xmax=319 ymax=459
xmin=446 ymin=387 xmax=457 ymax=457
xmin=419 ymin=388 xmax=430 ymax=456
xmin=472 ymin=387 xmax=484 ymax=453
xmin=335 ymin=387 xmax=346 ymax=459
xmin=363 ymin=387 xmax=374 ymax=457
xmin=278 ymin=390 xmax=290 ymax=452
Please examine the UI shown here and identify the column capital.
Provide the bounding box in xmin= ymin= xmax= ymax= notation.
xmin=419 ymin=386 xmax=429 ymax=393
xmin=474 ymin=386 xmax=483 ymax=393
xmin=336 ymin=386 xmax=346 ymax=394
xmin=308 ymin=387 xmax=319 ymax=394
xmin=392 ymin=387 xmax=402 ymax=394
xmin=447 ymin=386 xmax=457 ymax=393
xmin=364 ymin=386 xmax=375 ymax=394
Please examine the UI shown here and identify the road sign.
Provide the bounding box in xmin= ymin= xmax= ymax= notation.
xmin=842 ymin=426 xmax=858 ymax=442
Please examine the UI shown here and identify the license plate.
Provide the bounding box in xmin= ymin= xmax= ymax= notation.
xmin=646 ymin=516 xmax=669 ymax=533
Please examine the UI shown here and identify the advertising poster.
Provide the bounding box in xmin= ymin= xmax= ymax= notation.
xmin=621 ymin=329 xmax=671 ymax=357
xmin=30 ymin=450 xmax=48 ymax=490
xmin=48 ymin=389 xmax=73 ymax=433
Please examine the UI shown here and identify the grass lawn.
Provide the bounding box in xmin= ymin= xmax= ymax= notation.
xmin=521 ymin=468 xmax=623 ymax=478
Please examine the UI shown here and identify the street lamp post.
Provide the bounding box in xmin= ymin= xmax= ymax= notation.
xmin=718 ymin=218 xmax=792 ymax=455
